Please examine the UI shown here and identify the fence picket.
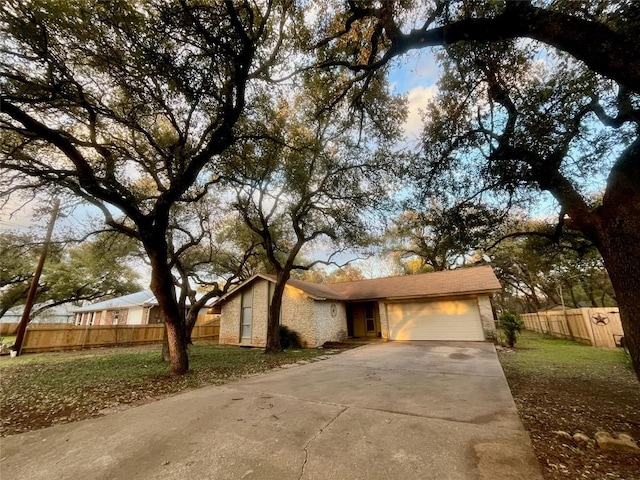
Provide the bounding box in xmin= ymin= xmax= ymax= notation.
xmin=18 ymin=322 xmax=220 ymax=353
xmin=521 ymin=308 xmax=623 ymax=348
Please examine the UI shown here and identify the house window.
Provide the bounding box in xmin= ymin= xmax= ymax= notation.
xmin=113 ymin=310 xmax=119 ymax=325
xmin=365 ymin=304 xmax=375 ymax=332
xmin=241 ymin=286 xmax=253 ymax=339
xmin=88 ymin=312 xmax=94 ymax=326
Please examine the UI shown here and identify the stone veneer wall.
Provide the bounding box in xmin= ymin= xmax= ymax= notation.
xmin=218 ymin=290 xmax=242 ymax=345
xmin=280 ymin=285 xmax=317 ymax=347
xmin=477 ymin=295 xmax=497 ymax=340
xmin=219 ymin=279 xmax=320 ymax=348
xmin=314 ymin=301 xmax=347 ymax=346
xmin=249 ymin=280 xmax=269 ymax=346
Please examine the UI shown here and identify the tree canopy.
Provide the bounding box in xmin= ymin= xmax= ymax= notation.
xmin=0 ymin=231 xmax=140 ymax=318
xmin=311 ymin=0 xmax=640 ymax=378
xmin=0 ymin=0 xmax=301 ymax=374
xmin=488 ymin=217 xmax=616 ymax=313
xmin=226 ymin=84 xmax=404 ymax=350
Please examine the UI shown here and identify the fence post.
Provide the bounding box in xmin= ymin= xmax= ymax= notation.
xmin=586 ymin=308 xmax=598 ymax=347
xmin=564 ymin=310 xmax=575 ymax=341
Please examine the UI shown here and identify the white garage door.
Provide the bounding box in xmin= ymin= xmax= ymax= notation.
xmin=387 ymin=299 xmax=484 ymax=341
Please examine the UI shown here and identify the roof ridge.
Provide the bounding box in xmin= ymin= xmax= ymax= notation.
xmin=324 ymin=264 xmax=492 ymax=286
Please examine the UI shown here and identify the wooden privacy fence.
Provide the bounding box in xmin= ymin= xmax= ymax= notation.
xmin=0 ymin=323 xmax=19 ymax=336
xmin=521 ymin=307 xmax=623 ymax=348
xmin=19 ymin=322 xmax=220 ymax=353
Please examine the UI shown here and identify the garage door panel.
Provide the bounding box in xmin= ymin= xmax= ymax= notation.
xmin=387 ymin=299 xmax=484 ymax=341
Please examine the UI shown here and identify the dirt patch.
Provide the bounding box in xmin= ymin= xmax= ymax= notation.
xmin=499 ymin=349 xmax=640 ymax=480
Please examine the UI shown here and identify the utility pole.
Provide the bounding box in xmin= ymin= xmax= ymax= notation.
xmin=12 ymin=198 xmax=60 ymax=355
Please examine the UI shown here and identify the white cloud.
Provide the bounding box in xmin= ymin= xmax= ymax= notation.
xmin=0 ymin=201 xmax=37 ymax=232
xmin=403 ymin=85 xmax=438 ymax=141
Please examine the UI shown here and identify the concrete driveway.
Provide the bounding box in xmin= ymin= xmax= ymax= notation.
xmin=0 ymin=342 xmax=542 ymax=480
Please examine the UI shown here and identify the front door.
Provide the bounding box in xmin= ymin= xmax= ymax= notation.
xmin=365 ymin=303 xmax=376 ymax=333
xmin=346 ymin=304 xmax=354 ymax=337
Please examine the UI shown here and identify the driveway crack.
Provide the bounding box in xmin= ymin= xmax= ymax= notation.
xmin=299 ymin=407 xmax=348 ymax=480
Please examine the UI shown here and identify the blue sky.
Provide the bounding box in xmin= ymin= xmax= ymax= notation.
xmin=388 ymin=51 xmax=441 ymax=142
xmin=1 ymin=54 xmax=443 ymax=234
xmin=1 ymin=48 xmax=564 ymax=281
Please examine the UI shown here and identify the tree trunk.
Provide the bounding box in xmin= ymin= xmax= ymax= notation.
xmin=595 ymin=220 xmax=640 ymax=380
xmin=161 ymin=323 xmax=171 ymax=362
xmin=265 ymin=272 xmax=288 ymax=353
xmin=185 ymin=307 xmax=199 ymax=345
xmin=558 ymin=138 xmax=640 ymax=380
xmin=591 ymin=137 xmax=640 ymax=380
xmin=147 ymin=248 xmax=189 ymax=375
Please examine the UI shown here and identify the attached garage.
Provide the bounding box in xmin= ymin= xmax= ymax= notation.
xmin=386 ymin=298 xmax=485 ymax=341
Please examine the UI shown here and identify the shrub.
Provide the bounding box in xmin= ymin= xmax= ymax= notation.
xmin=499 ymin=311 xmax=524 ymax=347
xmin=279 ymin=325 xmax=301 ymax=349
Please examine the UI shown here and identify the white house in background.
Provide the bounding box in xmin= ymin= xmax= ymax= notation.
xmin=71 ymin=290 xmax=220 ymax=326
xmin=72 ymin=290 xmax=158 ymax=326
xmin=1 ymin=303 xmax=75 ymax=324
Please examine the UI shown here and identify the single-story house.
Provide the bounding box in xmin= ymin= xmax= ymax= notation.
xmin=214 ymin=265 xmax=501 ymax=348
xmin=72 ymin=290 xmax=220 ymax=326
xmin=1 ymin=303 xmax=75 ymax=325
xmin=72 ymin=291 xmax=160 ymax=326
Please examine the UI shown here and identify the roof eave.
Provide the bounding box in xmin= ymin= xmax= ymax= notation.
xmin=213 ymin=273 xmax=276 ymax=305
xmin=382 ymin=288 xmax=500 ymax=302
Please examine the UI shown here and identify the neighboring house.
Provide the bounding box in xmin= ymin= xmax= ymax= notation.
xmin=1 ymin=303 xmax=75 ymax=324
xmin=215 ymin=265 xmax=501 ymax=348
xmin=72 ymin=291 xmax=158 ymax=326
xmin=72 ymin=290 xmax=219 ymax=326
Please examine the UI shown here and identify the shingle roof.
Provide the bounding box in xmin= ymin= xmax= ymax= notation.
xmin=277 ymin=277 xmax=347 ymax=301
xmin=215 ymin=266 xmax=500 ymax=304
xmin=325 ymin=266 xmax=501 ymax=301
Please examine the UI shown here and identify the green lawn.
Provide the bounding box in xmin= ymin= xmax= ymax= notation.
xmin=498 ymin=330 xmax=633 ymax=379
xmin=0 ymin=341 xmax=333 ymax=436
xmin=497 ymin=330 xmax=640 ymax=480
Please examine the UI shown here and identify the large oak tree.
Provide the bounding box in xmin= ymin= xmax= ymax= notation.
xmin=314 ymin=0 xmax=640 ymax=378
xmin=226 ymin=86 xmax=404 ymax=351
xmin=0 ymin=0 xmax=299 ymax=374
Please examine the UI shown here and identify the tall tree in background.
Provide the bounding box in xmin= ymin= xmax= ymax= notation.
xmin=0 ymin=0 xmax=298 ymax=374
xmin=387 ymin=198 xmax=500 ymax=272
xmin=0 ymin=231 xmax=140 ymax=319
xmin=227 ymin=87 xmax=404 ymax=352
xmin=489 ymin=218 xmax=616 ymax=313
xmin=0 ymin=231 xmax=42 ymax=317
xmin=295 ymin=263 xmax=366 ymax=284
xmin=166 ymin=199 xmax=259 ymax=345
xmin=313 ymin=0 xmax=640 ymax=378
